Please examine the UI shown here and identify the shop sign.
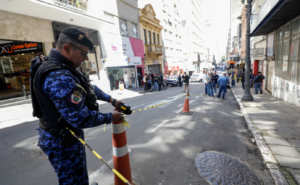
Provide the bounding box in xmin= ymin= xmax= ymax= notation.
xmin=250 ymin=48 xmax=264 ymax=58
xmin=267 ymin=35 xmax=274 ymax=56
xmin=172 ymin=66 xmax=179 ymax=71
xmin=0 ymin=42 xmax=42 ymax=56
xmin=129 ymin=38 xmax=145 ymax=59
xmin=153 ymin=60 xmax=160 ymax=64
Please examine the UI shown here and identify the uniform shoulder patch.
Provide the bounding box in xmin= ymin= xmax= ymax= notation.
xmin=71 ymin=90 xmax=83 ymax=104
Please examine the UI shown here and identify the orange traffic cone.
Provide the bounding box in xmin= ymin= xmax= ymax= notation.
xmin=112 ymin=118 xmax=132 ymax=185
xmin=180 ymin=93 xmax=193 ymax=115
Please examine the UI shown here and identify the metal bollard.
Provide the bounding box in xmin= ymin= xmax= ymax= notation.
xmin=112 ymin=118 xmax=132 ymax=185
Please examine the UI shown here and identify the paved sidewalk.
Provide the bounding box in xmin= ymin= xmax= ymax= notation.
xmin=232 ymin=86 xmax=300 ymax=184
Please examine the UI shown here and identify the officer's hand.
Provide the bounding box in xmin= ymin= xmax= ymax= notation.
xmin=112 ymin=110 xmax=122 ymax=122
xmin=114 ymin=100 xmax=122 ymax=110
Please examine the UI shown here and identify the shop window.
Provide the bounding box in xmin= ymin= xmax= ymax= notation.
xmin=131 ymin=23 xmax=138 ymax=38
xmin=119 ymin=18 xmax=128 ymax=36
xmin=153 ymin=33 xmax=156 ymax=44
xmin=282 ymin=24 xmax=290 ymax=80
xmin=143 ymin=29 xmax=147 ymax=44
xmin=80 ymin=52 xmax=99 ymax=77
xmin=275 ymin=28 xmax=283 ymax=77
xmin=290 ymin=18 xmax=300 ymax=83
xmin=148 ymin=31 xmax=151 ymax=45
xmin=157 ymin=34 xmax=160 ymax=45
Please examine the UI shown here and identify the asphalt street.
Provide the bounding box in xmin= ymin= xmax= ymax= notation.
xmin=0 ymin=81 xmax=273 ymax=185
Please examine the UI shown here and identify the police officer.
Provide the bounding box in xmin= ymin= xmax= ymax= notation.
xmin=31 ymin=27 xmax=123 ymax=185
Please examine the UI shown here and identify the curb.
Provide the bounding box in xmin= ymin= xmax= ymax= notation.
xmin=231 ymin=88 xmax=289 ymax=185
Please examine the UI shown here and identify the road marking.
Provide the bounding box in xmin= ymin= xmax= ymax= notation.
xmin=175 ymin=108 xmax=182 ymax=113
xmin=190 ymin=100 xmax=195 ymax=104
xmin=89 ymin=149 xmax=132 ymax=182
xmin=131 ymin=104 xmax=145 ymax=110
xmin=151 ymin=120 xmax=169 ymax=132
xmin=195 ymin=96 xmax=199 ymax=99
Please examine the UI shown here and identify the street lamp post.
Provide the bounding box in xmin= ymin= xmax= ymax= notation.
xmin=241 ymin=0 xmax=254 ymax=101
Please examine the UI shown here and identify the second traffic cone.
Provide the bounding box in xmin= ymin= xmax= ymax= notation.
xmin=180 ymin=94 xmax=193 ymax=115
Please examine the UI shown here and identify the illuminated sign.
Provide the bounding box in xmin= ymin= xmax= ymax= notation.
xmin=0 ymin=42 xmax=43 ymax=56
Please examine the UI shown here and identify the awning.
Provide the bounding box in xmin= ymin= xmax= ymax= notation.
xmin=251 ymin=0 xmax=300 ymax=36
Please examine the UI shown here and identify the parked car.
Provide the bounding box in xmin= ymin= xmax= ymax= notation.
xmin=166 ymin=75 xmax=179 ymax=86
xmin=190 ymin=73 xmax=203 ymax=82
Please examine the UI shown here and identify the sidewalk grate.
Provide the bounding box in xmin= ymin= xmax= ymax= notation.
xmin=194 ymin=152 xmax=261 ymax=185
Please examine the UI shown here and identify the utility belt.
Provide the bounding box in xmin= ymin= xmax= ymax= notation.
xmin=43 ymin=117 xmax=81 ymax=147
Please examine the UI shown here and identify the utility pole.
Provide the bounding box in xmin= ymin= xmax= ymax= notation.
xmin=241 ymin=0 xmax=254 ymax=101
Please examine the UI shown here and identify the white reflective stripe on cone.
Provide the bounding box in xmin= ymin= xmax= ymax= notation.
xmin=113 ymin=145 xmax=129 ymax=157
xmin=186 ymin=96 xmax=189 ymax=99
xmin=112 ymin=123 xmax=125 ymax=134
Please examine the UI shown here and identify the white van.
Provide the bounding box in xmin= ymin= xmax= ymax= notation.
xmin=190 ymin=73 xmax=203 ymax=82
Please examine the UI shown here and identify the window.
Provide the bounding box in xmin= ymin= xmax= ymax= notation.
xmin=153 ymin=33 xmax=156 ymax=44
xmin=119 ymin=18 xmax=128 ymax=36
xmin=157 ymin=34 xmax=160 ymax=45
xmin=143 ymin=29 xmax=147 ymax=44
xmin=290 ymin=18 xmax=300 ymax=83
xmin=131 ymin=23 xmax=138 ymax=38
xmin=276 ymin=28 xmax=283 ymax=77
xmin=282 ymin=24 xmax=290 ymax=80
xmin=148 ymin=31 xmax=151 ymax=45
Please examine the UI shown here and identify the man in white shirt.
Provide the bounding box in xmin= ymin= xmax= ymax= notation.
xmin=203 ymin=71 xmax=208 ymax=95
xmin=123 ymin=71 xmax=129 ymax=88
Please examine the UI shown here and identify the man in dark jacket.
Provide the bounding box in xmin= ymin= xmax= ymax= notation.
xmin=157 ymin=74 xmax=162 ymax=91
xmin=138 ymin=74 xmax=143 ymax=89
xmin=241 ymin=71 xmax=245 ymax=89
xmin=250 ymin=71 xmax=254 ymax=87
xmin=182 ymin=72 xmax=190 ymax=93
xmin=253 ymin=72 xmax=265 ymax=94
xmin=109 ymin=73 xmax=115 ymax=90
xmin=178 ymin=75 xmax=182 ymax=87
xmin=211 ymin=71 xmax=219 ymax=94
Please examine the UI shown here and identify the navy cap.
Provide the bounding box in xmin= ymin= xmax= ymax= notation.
xmin=61 ymin=27 xmax=94 ymax=50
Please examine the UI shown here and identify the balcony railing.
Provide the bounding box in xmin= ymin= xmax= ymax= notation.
xmin=53 ymin=0 xmax=88 ymax=14
xmin=147 ymin=45 xmax=163 ymax=55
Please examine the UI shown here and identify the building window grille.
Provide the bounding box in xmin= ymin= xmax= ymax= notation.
xmin=276 ymin=28 xmax=283 ymax=77
xmin=119 ymin=18 xmax=128 ymax=36
xmin=143 ymin=29 xmax=147 ymax=44
xmin=132 ymin=23 xmax=138 ymax=38
xmin=157 ymin=34 xmax=160 ymax=45
xmin=282 ymin=24 xmax=290 ymax=80
xmin=153 ymin=33 xmax=156 ymax=44
xmin=148 ymin=31 xmax=151 ymax=45
xmin=290 ymin=18 xmax=300 ymax=83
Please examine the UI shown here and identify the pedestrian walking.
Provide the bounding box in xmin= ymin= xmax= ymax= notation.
xmin=178 ymin=75 xmax=182 ymax=87
xmin=203 ymin=71 xmax=208 ymax=95
xmin=250 ymin=71 xmax=254 ymax=87
xmin=241 ymin=71 xmax=245 ymax=89
xmin=206 ymin=72 xmax=214 ymax=97
xmin=138 ymin=73 xmax=143 ymax=89
xmin=157 ymin=74 xmax=162 ymax=91
xmin=144 ymin=73 xmax=149 ymax=92
xmin=130 ymin=74 xmax=135 ymax=90
xmin=148 ymin=74 xmax=152 ymax=90
xmin=211 ymin=71 xmax=219 ymax=94
xmin=182 ymin=72 xmax=190 ymax=93
xmin=123 ymin=71 xmax=129 ymax=88
xmin=253 ymin=72 xmax=265 ymax=94
xmin=153 ymin=74 xmax=159 ymax=91
xmin=31 ymin=27 xmax=123 ymax=185
xmin=109 ymin=73 xmax=115 ymax=90
xmin=217 ymin=72 xmax=230 ymax=99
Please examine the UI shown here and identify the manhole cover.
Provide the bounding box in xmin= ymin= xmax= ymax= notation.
xmin=194 ymin=152 xmax=261 ymax=185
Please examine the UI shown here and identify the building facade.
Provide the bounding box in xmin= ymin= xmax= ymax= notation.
xmin=0 ymin=0 xmax=114 ymax=99
xmin=250 ymin=0 xmax=300 ymax=106
xmin=139 ymin=4 xmax=164 ymax=75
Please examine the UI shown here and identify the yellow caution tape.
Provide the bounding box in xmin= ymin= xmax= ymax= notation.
xmin=121 ymin=117 xmax=130 ymax=128
xmin=66 ymin=127 xmax=132 ymax=185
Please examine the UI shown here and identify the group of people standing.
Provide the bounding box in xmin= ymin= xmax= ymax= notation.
xmin=143 ymin=73 xmax=165 ymax=92
xmin=203 ymin=71 xmax=229 ymax=99
xmin=239 ymin=71 xmax=265 ymax=94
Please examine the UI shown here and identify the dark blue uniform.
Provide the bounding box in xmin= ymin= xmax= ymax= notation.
xmin=36 ymin=49 xmax=112 ymax=185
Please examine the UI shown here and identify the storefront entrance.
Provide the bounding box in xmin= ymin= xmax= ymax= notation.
xmin=0 ymin=41 xmax=44 ymax=99
xmin=107 ymin=66 xmax=135 ymax=90
xmin=148 ymin=65 xmax=161 ymax=75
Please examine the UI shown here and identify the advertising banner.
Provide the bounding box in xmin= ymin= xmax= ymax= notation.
xmin=0 ymin=42 xmax=43 ymax=56
xmin=267 ymin=35 xmax=274 ymax=56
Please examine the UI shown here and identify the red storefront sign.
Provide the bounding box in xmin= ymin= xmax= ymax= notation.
xmin=172 ymin=66 xmax=179 ymax=71
xmin=129 ymin=38 xmax=145 ymax=59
